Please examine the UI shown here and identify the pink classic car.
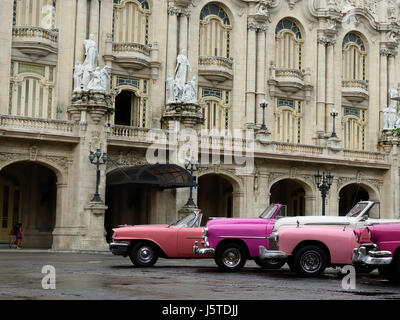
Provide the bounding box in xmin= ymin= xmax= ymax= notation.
xmin=258 ymin=224 xmax=372 ymax=277
xmin=193 ymin=203 xmax=287 ymax=272
xmin=352 ymin=223 xmax=400 ymax=282
xmin=110 ymin=211 xmax=211 ymax=267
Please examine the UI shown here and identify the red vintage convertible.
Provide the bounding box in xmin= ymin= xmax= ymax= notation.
xmin=110 ymin=211 xmax=211 ymax=267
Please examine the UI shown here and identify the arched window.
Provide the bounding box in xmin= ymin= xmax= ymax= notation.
xmin=9 ymin=61 xmax=56 ymax=119
xmin=113 ymin=0 xmax=151 ymax=45
xmin=342 ymin=32 xmax=367 ymax=81
xmin=200 ymin=87 xmax=231 ymax=133
xmin=199 ymin=3 xmax=232 ymax=58
xmin=13 ymin=0 xmax=58 ymax=29
xmin=275 ymin=18 xmax=303 ymax=70
xmin=112 ymin=76 xmax=149 ymax=128
xmin=274 ymin=98 xmax=303 ymax=143
xmin=342 ymin=107 xmax=366 ymax=150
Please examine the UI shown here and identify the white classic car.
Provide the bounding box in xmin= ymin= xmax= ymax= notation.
xmin=272 ymin=201 xmax=400 ymax=232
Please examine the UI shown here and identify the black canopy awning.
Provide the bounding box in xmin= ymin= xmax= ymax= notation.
xmin=106 ymin=163 xmax=195 ymax=189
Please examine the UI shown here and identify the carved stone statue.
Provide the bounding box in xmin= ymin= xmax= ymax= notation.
xmin=385 ymin=86 xmax=400 ymax=129
xmin=256 ymin=0 xmax=271 ymax=15
xmin=182 ymin=76 xmax=197 ymax=103
xmin=73 ymin=35 xmax=110 ymax=93
xmin=73 ymin=62 xmax=84 ymax=91
xmin=166 ymin=51 xmax=198 ymax=104
xmin=83 ymin=34 xmax=98 ymax=71
xmin=175 ymin=49 xmax=192 ymax=93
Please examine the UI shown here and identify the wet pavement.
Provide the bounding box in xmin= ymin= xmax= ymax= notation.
xmin=1 ymin=250 xmax=400 ymax=300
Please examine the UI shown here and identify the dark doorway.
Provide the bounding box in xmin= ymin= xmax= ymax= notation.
xmin=339 ymin=184 xmax=369 ymax=216
xmin=197 ymin=174 xmax=233 ymax=222
xmin=115 ymin=90 xmax=133 ymax=126
xmin=270 ymin=179 xmax=305 ymax=216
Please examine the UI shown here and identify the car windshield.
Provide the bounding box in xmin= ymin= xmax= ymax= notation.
xmin=170 ymin=212 xmax=200 ymax=228
xmin=345 ymin=202 xmax=368 ymax=218
xmin=259 ymin=204 xmax=279 ymax=219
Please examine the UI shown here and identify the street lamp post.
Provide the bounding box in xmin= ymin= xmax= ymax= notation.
xmin=260 ymin=99 xmax=268 ymax=130
xmin=330 ymin=108 xmax=338 ymax=138
xmin=314 ymin=170 xmax=333 ymax=216
xmin=89 ymin=148 xmax=108 ymax=202
xmin=184 ymin=157 xmax=200 ymax=207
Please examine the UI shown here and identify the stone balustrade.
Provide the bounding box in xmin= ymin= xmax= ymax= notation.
xmin=112 ymin=42 xmax=151 ymax=56
xmin=198 ymin=56 xmax=233 ymax=69
xmin=198 ymin=56 xmax=234 ymax=82
xmin=274 ymin=68 xmax=305 ymax=81
xmin=0 ymin=115 xmax=75 ymax=134
xmin=342 ymin=79 xmax=369 ymax=91
xmin=108 ymin=126 xmax=387 ymax=164
xmin=13 ymin=26 xmax=58 ymax=43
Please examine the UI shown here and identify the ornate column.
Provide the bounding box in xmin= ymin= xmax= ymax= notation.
xmin=316 ymin=35 xmax=327 ymax=136
xmin=380 ymin=47 xmax=389 ymax=115
xmin=388 ymin=51 xmax=396 ymax=91
xmin=167 ymin=5 xmax=179 ymax=80
xmin=179 ymin=10 xmax=190 ymax=54
xmin=245 ymin=22 xmax=257 ymax=127
xmin=256 ymin=27 xmax=267 ymax=125
xmin=0 ymin=0 xmax=13 ymax=115
xmin=325 ymin=38 xmax=336 ymax=135
xmin=74 ymin=0 xmax=88 ymax=63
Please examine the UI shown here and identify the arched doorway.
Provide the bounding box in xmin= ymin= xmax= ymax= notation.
xmin=339 ymin=184 xmax=369 ymax=216
xmin=197 ymin=174 xmax=233 ymax=222
xmin=270 ymin=179 xmax=305 ymax=216
xmin=0 ymin=162 xmax=57 ymax=248
xmin=114 ymin=90 xmax=141 ymax=127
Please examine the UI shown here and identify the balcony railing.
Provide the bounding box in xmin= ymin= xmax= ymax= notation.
xmin=12 ymin=26 xmax=59 ymax=43
xmin=198 ymin=56 xmax=234 ymax=82
xmin=112 ymin=42 xmax=151 ymax=56
xmin=0 ymin=115 xmax=75 ymax=135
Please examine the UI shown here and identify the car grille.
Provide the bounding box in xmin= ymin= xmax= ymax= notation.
xmin=268 ymin=236 xmax=279 ymax=250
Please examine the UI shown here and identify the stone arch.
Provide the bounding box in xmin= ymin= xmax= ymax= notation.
xmin=197 ymin=169 xmax=243 ymax=219
xmin=0 ymin=156 xmax=67 ymax=185
xmin=0 ymin=159 xmax=65 ymax=248
xmin=268 ymin=176 xmax=316 ymax=216
xmin=338 ymin=181 xmax=380 ymax=216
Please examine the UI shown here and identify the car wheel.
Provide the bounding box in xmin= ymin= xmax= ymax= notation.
xmin=129 ymin=241 xmax=158 ymax=267
xmin=254 ymin=257 xmax=285 ymax=270
xmin=294 ymin=245 xmax=327 ymax=277
xmin=215 ymin=243 xmax=246 ymax=272
xmin=386 ymin=255 xmax=400 ymax=283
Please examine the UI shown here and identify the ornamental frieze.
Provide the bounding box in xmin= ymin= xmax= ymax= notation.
xmin=0 ymin=151 xmax=69 ymax=172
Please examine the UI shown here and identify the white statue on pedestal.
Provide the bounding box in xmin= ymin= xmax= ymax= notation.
xmin=73 ymin=34 xmax=110 ymax=93
xmin=166 ymin=51 xmax=198 ymax=104
xmin=83 ymin=34 xmax=98 ymax=70
xmin=384 ymin=85 xmax=399 ymax=129
xmin=175 ymin=50 xmax=192 ymax=92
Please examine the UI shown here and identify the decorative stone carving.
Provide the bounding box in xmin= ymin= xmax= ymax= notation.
xmin=166 ymin=50 xmax=198 ymax=104
xmin=73 ymin=35 xmax=111 ymax=93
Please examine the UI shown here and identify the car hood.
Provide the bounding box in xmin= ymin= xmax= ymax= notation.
xmin=273 ymin=216 xmax=355 ymax=230
xmin=273 ymin=216 xmax=400 ymax=231
xmin=207 ymin=218 xmax=268 ymax=227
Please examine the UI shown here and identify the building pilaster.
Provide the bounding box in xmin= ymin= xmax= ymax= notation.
xmin=245 ymin=22 xmax=258 ymax=127
xmin=0 ymin=0 xmax=13 ymax=115
xmin=316 ymin=35 xmax=327 ymax=136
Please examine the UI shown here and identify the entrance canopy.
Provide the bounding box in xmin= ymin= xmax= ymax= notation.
xmin=106 ymin=163 xmax=195 ymax=189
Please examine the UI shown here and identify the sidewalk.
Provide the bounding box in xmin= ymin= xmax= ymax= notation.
xmin=0 ymin=243 xmax=111 ymax=254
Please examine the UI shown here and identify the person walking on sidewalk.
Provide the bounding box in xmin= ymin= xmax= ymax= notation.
xmin=9 ymin=224 xmax=17 ymax=248
xmin=15 ymin=223 xmax=23 ymax=249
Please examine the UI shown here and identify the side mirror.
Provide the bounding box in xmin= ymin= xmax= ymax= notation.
xmin=361 ymin=214 xmax=368 ymax=221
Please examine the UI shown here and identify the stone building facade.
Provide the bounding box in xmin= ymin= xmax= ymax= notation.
xmin=1 ymin=0 xmax=400 ymax=250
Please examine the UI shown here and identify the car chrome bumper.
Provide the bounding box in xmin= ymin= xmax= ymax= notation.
xmin=259 ymin=246 xmax=288 ymax=260
xmin=109 ymin=242 xmax=129 ymax=256
xmin=352 ymin=244 xmax=393 ymax=266
xmin=193 ymin=241 xmax=215 ymax=255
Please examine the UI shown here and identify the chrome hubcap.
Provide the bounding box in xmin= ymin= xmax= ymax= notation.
xmin=137 ymin=246 xmax=154 ymax=263
xmin=223 ymin=248 xmax=241 ymax=268
xmin=300 ymin=250 xmax=321 ymax=273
